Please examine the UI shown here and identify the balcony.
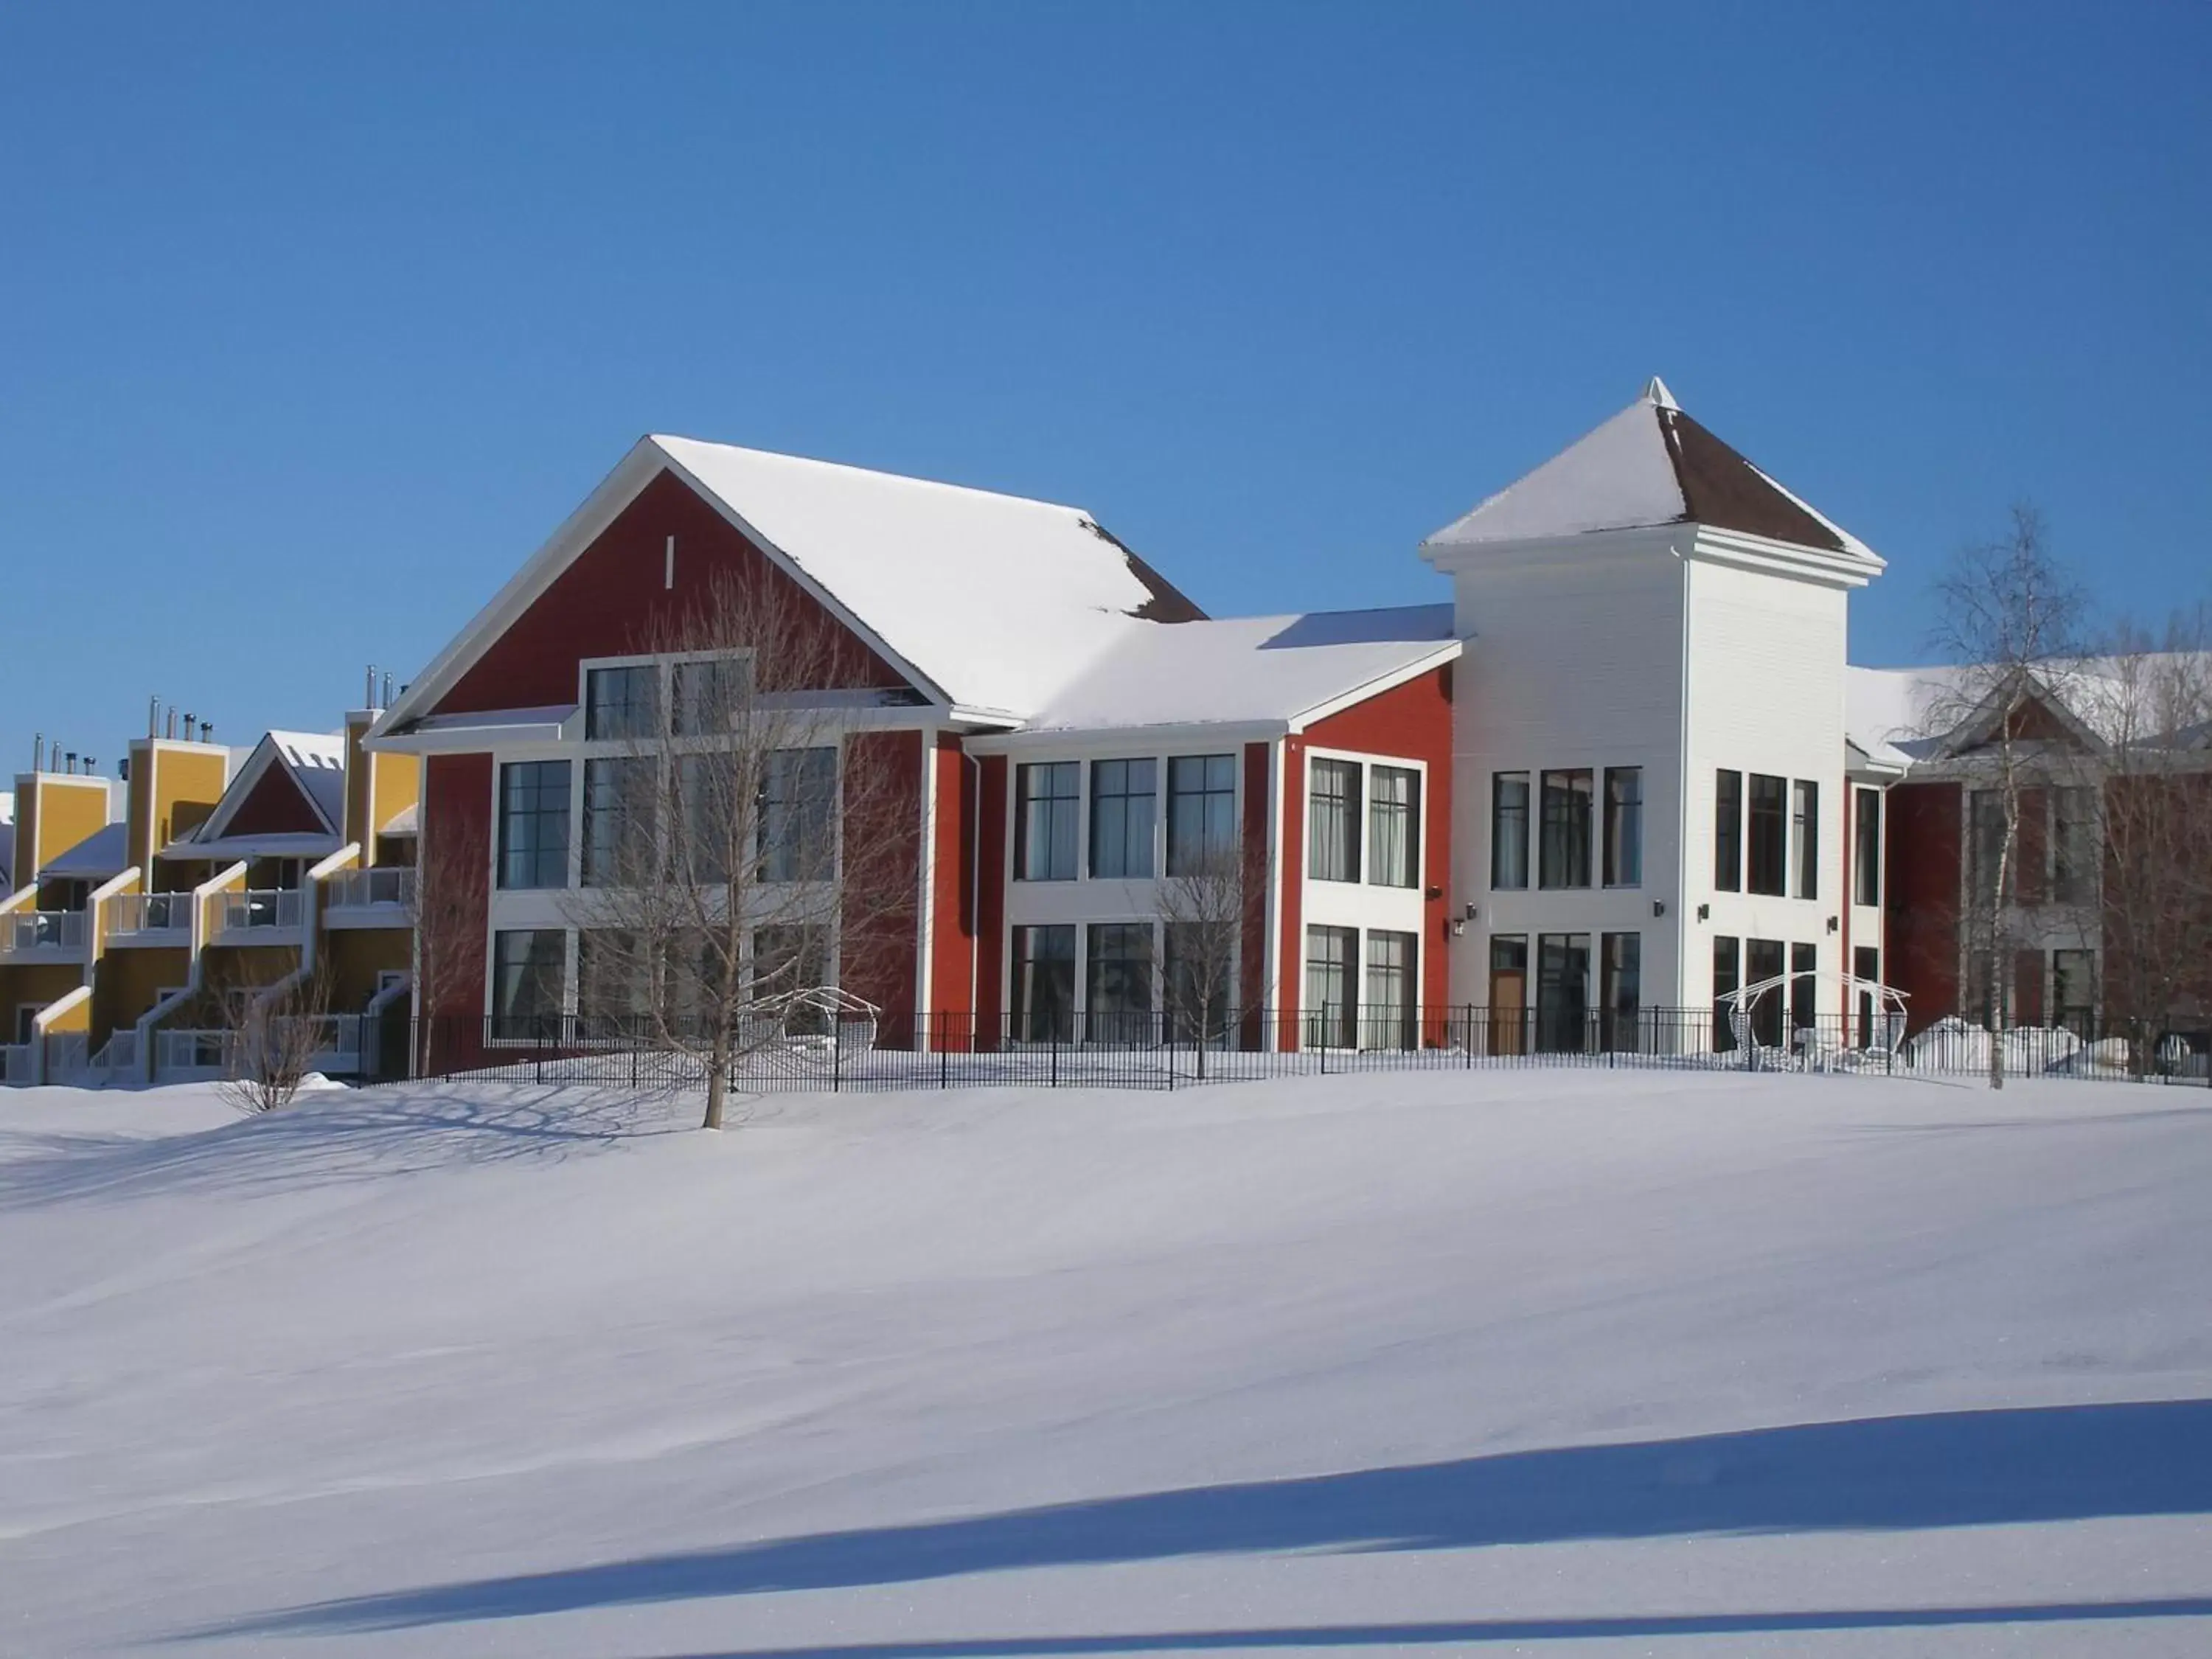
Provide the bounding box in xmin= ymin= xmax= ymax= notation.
xmin=322 ymin=866 xmax=415 ymax=919
xmin=1 ymin=908 xmax=88 ymax=956
xmin=215 ymin=888 xmax=306 ymax=940
xmin=107 ymin=891 xmax=194 ymax=944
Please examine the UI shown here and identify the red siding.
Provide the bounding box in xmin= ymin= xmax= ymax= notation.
xmin=1276 ymin=737 xmax=1306 ymax=1048
xmin=1886 ymin=780 xmax=1961 ymax=1032
xmin=418 ymin=753 xmax=493 ymax=1071
xmin=1302 ymin=665 xmax=1456 ymax=1023
xmin=927 ymin=733 xmax=975 ymax=1040
xmin=841 ymin=730 xmax=925 ymax=1046
xmin=224 ymin=765 xmax=327 ymax=838
xmin=974 ymin=755 xmax=1008 ymax=1041
xmin=1239 ymin=741 xmax=1271 ymax=1036
xmin=437 ymin=470 xmax=911 ymax=716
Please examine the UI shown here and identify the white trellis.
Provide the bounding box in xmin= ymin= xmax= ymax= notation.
xmin=733 ymin=985 xmax=880 ymax=1074
xmin=1719 ymin=970 xmax=1909 ymax=1071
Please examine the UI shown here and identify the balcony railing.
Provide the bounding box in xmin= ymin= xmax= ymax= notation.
xmin=322 ymin=866 xmax=415 ymax=911
xmin=155 ymin=1029 xmax=232 ymax=1076
xmin=217 ymin=888 xmax=305 ymax=935
xmin=1 ymin=1043 xmax=34 ymax=1085
xmin=1 ymin=909 xmax=87 ymax=953
xmin=108 ymin=892 xmax=194 ymax=937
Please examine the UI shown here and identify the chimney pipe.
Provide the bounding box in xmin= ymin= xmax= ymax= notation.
xmin=201 ymin=722 xmax=215 ymax=744
xmin=165 ymin=707 xmax=177 ymax=741
xmin=32 ymin=733 xmax=44 ymax=773
xmin=64 ymin=751 xmax=77 ymax=775
xmin=382 ymin=671 xmax=394 ymax=709
xmin=185 ymin=713 xmax=198 ymax=742
xmin=366 ymin=664 xmax=376 ymax=708
xmin=148 ymin=696 xmax=159 ymax=740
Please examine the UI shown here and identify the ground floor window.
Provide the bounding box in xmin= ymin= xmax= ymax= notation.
xmin=1746 ymin=938 xmax=1785 ymax=1048
xmin=1600 ymin=931 xmax=1640 ymax=1052
xmin=576 ymin=929 xmax=649 ymax=1033
xmin=1363 ymin=929 xmax=1417 ymax=1050
xmin=2053 ymin=948 xmax=2098 ymax=1038
xmin=1164 ymin=922 xmax=1232 ymax=1044
xmin=1854 ymin=945 xmax=1882 ymax=1048
xmin=1085 ymin=922 xmax=1155 ymax=1044
xmin=1012 ymin=924 xmax=1076 ymax=1043
xmin=1790 ymin=942 xmax=1818 ymax=1042
xmin=1304 ymin=925 xmax=1357 ymax=1048
xmin=755 ymin=925 xmax=833 ymax=1033
xmin=1536 ymin=932 xmax=1590 ymax=1053
xmin=1713 ymin=936 xmax=1740 ymax=1053
xmin=1489 ymin=933 xmax=1528 ymax=1056
xmin=491 ymin=928 xmax=566 ymax=1040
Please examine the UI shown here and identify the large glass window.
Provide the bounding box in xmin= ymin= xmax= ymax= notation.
xmin=1712 ymin=935 xmax=1741 ymax=1053
xmin=491 ymin=928 xmax=566 ymax=1039
xmin=1790 ymin=942 xmax=1818 ymax=1040
xmin=671 ymin=656 xmax=748 ymax=737
xmin=1715 ymin=770 xmax=1742 ymax=892
xmin=759 ymin=747 xmax=838 ymax=883
xmin=1010 ymin=924 xmax=1076 ymax=1042
xmin=498 ymin=760 xmax=571 ymax=889
xmin=1166 ymin=754 xmax=1237 ymax=874
xmin=753 ymin=924 xmax=830 ymax=1000
xmin=1600 ymin=931 xmax=1641 ymax=1053
xmin=1792 ymin=781 xmax=1819 ymax=900
xmin=1854 ymin=787 xmax=1882 ymax=907
xmin=580 ymin=757 xmax=653 ymax=888
xmin=1746 ymin=938 xmax=1786 ymax=1046
xmin=1368 ymin=767 xmax=1419 ymax=889
xmin=672 ymin=753 xmax=734 ymax=886
xmin=577 ymin=929 xmax=648 ymax=1029
xmin=1536 ymin=932 xmax=1590 ymax=1053
xmin=1491 ymin=772 xmax=1529 ymax=891
xmin=1747 ymin=773 xmax=1787 ymax=897
xmin=1164 ymin=923 xmax=1231 ymax=1044
xmin=2053 ymin=948 xmax=2097 ymax=1037
xmin=1085 ymin=922 xmax=1155 ymax=1044
xmin=1304 ymin=924 xmax=1357 ymax=1048
xmin=1364 ymin=929 xmax=1417 ymax=1050
xmin=2053 ymin=787 xmax=2097 ymax=903
xmin=1090 ymin=758 xmax=1157 ymax=880
xmin=1308 ymin=759 xmax=1362 ymax=883
xmin=1489 ymin=933 xmax=1528 ymax=1057
xmin=1539 ymin=770 xmax=1593 ymax=889
xmin=585 ymin=664 xmax=660 ymax=740
xmin=1603 ymin=767 xmax=1642 ymax=887
xmin=1015 ymin=762 xmax=1080 ymax=882
xmin=1854 ymin=945 xmax=1882 ymax=1048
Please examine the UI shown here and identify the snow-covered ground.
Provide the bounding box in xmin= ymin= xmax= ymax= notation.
xmin=1 ymin=1069 xmax=2208 ymax=1657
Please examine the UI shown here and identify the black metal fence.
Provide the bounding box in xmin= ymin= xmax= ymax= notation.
xmin=367 ymin=1006 xmax=2212 ymax=1094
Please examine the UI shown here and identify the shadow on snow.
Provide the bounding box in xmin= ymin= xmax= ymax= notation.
xmin=205 ymin=1398 xmax=2212 ymax=1636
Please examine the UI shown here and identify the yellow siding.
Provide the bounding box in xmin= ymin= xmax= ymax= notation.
xmin=368 ymin=752 xmax=420 ymax=866
xmin=32 ymin=777 xmax=111 ymax=873
xmin=2 ymin=961 xmax=94 ymax=1029
xmin=91 ymin=948 xmax=191 ymax=1040
xmin=326 ymin=927 xmax=412 ymax=1011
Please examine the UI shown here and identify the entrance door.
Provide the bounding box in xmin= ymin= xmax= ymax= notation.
xmin=1488 ymin=935 xmax=1528 ymax=1057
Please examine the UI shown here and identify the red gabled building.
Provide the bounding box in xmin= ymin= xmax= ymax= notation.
xmin=369 ymin=436 xmax=1459 ymax=1060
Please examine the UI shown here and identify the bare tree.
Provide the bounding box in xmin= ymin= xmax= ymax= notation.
xmin=409 ymin=827 xmax=484 ymax=1078
xmin=564 ymin=568 xmax=916 ymax=1130
xmin=219 ymin=969 xmax=334 ymax=1114
xmin=2092 ymin=606 xmax=2212 ymax=1065
xmin=1157 ymin=838 xmax=1248 ymax=1074
xmin=1921 ymin=504 xmax=2089 ymax=1088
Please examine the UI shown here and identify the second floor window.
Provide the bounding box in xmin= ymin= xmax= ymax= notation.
xmin=1854 ymin=787 xmax=1882 ymax=906
xmin=498 ymin=759 xmax=571 ymax=889
xmin=1492 ymin=771 xmax=1529 ymax=890
xmin=1715 ymin=770 xmax=1742 ymax=891
xmin=1603 ymin=767 xmax=1642 ymax=887
xmin=672 ymin=656 xmax=749 ymax=736
xmin=2053 ymin=786 xmax=2097 ymax=902
xmin=1747 ymin=773 xmax=1787 ymax=897
xmin=581 ymin=757 xmax=653 ymax=887
xmin=1091 ymin=758 xmax=1157 ymax=879
xmin=585 ymin=665 xmax=660 ymax=740
xmin=1308 ymin=758 xmax=1361 ymax=883
xmin=1969 ymin=788 xmax=2007 ymax=905
xmin=1539 ymin=769 xmax=1592 ymax=889
xmin=1016 ymin=761 xmax=1079 ymax=881
xmin=1368 ymin=766 xmax=1419 ymax=888
xmin=759 ymin=747 xmax=838 ymax=882
xmin=1792 ymin=779 xmax=1819 ymax=900
xmin=1164 ymin=754 xmax=1237 ymax=875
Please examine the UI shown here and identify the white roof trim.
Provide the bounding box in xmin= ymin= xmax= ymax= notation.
xmin=192 ymin=732 xmax=341 ymax=843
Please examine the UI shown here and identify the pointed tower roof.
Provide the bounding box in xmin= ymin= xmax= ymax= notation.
xmin=1422 ymin=380 xmax=1877 ymax=564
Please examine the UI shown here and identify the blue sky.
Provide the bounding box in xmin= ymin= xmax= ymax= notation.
xmin=4 ymin=2 xmax=2208 ymax=775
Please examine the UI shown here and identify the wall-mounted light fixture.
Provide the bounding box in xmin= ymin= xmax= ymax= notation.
xmin=1450 ymin=918 xmax=1467 ymax=939
xmin=1462 ymin=902 xmax=1478 ymax=922
xmin=1652 ymin=900 xmax=1666 ymax=918
xmin=1696 ymin=902 xmax=1711 ymax=922
xmin=1826 ymin=915 xmax=1840 ymax=934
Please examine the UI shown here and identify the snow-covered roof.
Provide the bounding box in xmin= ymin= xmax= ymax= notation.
xmin=42 ymin=821 xmax=128 ymax=878
xmin=1017 ymin=605 xmax=1460 ymax=735
xmin=1423 ymin=378 xmax=1879 ymax=565
xmin=653 ymin=437 xmax=1200 ymax=720
xmin=179 ymin=730 xmax=347 ymax=849
xmin=379 ymin=803 xmax=419 ymax=837
xmin=1846 ymin=653 xmax=2212 ymax=771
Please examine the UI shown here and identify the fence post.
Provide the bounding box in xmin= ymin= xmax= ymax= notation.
xmin=834 ymin=1026 xmax=842 ymax=1093
xmin=1051 ymin=1030 xmax=1058 ymax=1088
xmin=941 ymin=1015 xmax=949 ymax=1090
